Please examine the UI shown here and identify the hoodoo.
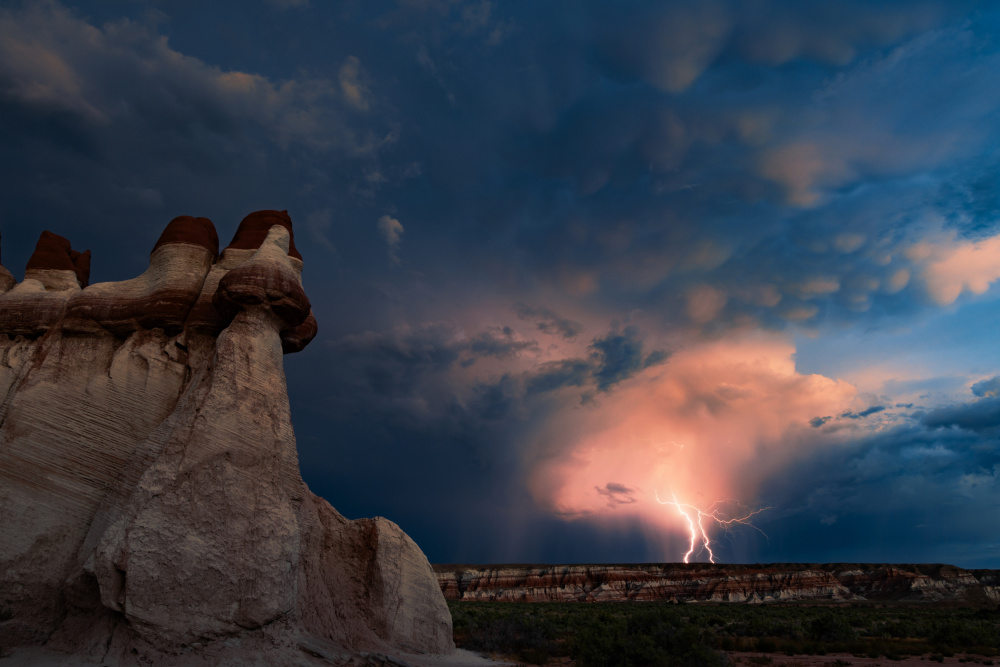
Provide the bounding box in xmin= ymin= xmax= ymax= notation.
xmin=0 ymin=213 xmax=454 ymax=666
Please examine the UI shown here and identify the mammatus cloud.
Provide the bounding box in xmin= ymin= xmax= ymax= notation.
xmin=588 ymin=1 xmax=953 ymax=94
xmin=377 ymin=215 xmax=404 ymax=263
xmin=759 ymin=142 xmax=848 ymax=207
xmin=591 ymin=1 xmax=733 ymax=93
xmin=734 ymin=0 xmax=963 ymax=70
xmin=919 ymin=235 xmax=1000 ymax=305
xmin=754 ymin=20 xmax=1000 ymax=208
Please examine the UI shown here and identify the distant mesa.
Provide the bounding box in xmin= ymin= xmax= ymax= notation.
xmin=0 ymin=212 xmax=455 ymax=666
xmin=435 ymin=563 xmax=1000 ymax=605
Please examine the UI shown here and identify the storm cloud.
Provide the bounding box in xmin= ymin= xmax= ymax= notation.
xmin=4 ymin=0 xmax=1000 ymax=565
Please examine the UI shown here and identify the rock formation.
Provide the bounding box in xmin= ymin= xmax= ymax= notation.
xmin=0 ymin=213 xmax=455 ymax=666
xmin=434 ymin=563 xmax=1000 ymax=605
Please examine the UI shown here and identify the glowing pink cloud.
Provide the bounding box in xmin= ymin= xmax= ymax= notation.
xmin=525 ymin=333 xmax=857 ymax=560
xmin=919 ymin=234 xmax=1000 ymax=305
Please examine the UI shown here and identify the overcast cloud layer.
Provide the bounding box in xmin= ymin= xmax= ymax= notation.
xmin=2 ymin=0 xmax=1000 ymax=566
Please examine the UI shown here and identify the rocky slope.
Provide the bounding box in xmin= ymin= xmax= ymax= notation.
xmin=0 ymin=213 xmax=454 ymax=666
xmin=435 ymin=563 xmax=1000 ymax=605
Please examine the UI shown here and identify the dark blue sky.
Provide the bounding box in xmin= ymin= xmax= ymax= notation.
xmin=3 ymin=0 xmax=1000 ymax=566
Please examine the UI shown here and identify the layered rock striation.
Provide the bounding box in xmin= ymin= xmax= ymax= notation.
xmin=0 ymin=213 xmax=454 ymax=666
xmin=435 ymin=563 xmax=1000 ymax=606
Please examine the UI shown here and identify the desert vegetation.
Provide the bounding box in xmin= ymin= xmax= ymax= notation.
xmin=449 ymin=601 xmax=1000 ymax=666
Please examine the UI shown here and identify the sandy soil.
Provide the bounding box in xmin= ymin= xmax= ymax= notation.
xmin=727 ymin=652 xmax=996 ymax=666
xmin=0 ymin=647 xmax=517 ymax=667
xmin=509 ymin=653 xmax=996 ymax=667
xmin=399 ymin=649 xmax=517 ymax=666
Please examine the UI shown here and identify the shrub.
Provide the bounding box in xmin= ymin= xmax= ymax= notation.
xmin=755 ymin=638 xmax=777 ymax=652
xmin=808 ymin=613 xmax=856 ymax=643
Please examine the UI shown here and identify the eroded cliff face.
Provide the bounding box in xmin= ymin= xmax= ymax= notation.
xmin=434 ymin=563 xmax=1000 ymax=606
xmin=0 ymin=213 xmax=454 ymax=666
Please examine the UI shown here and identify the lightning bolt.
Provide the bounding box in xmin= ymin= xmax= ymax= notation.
xmin=655 ymin=491 xmax=771 ymax=564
